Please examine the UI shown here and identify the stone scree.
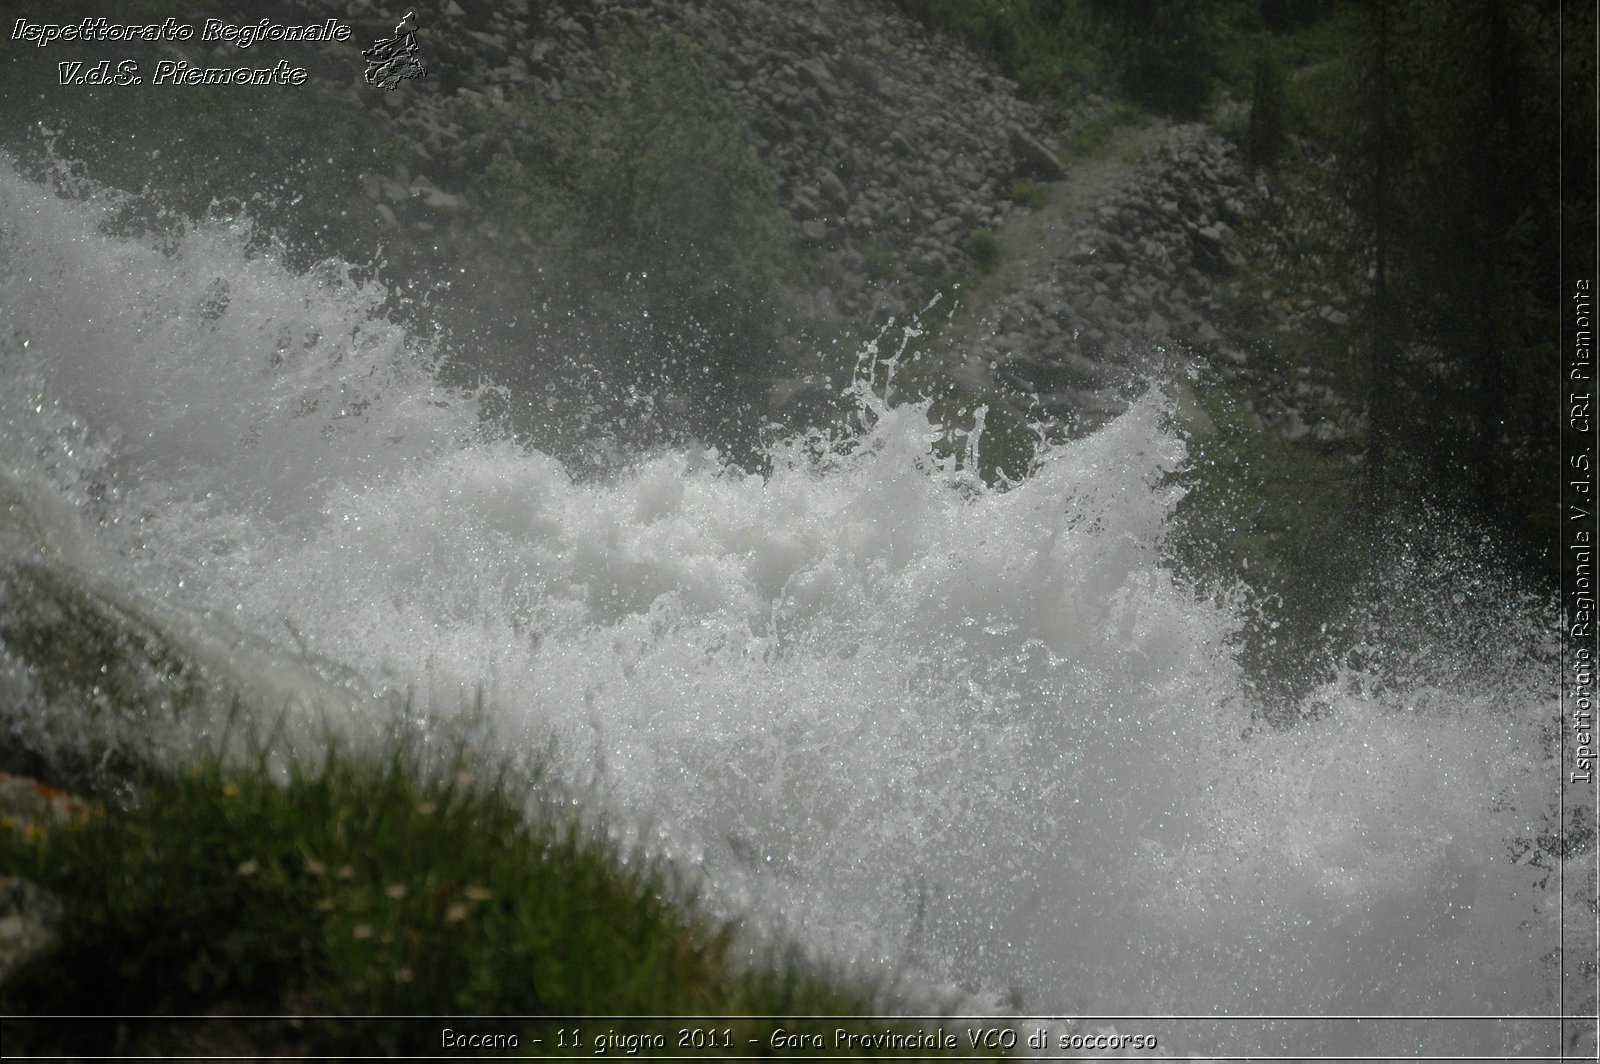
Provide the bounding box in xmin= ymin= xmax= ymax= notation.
xmin=961 ymin=126 xmax=1269 ymax=432
xmin=325 ymin=0 xmax=1350 ymax=436
xmin=331 ymin=0 xmax=1065 ymax=327
xmin=149 ymin=0 xmax=1350 ymax=435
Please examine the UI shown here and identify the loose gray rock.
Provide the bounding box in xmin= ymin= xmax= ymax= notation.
xmin=1008 ymin=124 xmax=1067 ymax=182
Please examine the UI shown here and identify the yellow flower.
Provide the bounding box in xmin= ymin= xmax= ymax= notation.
xmin=222 ymin=783 xmax=239 ymax=798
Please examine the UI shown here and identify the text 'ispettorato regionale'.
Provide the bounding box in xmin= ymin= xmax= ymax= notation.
xmin=11 ymin=18 xmax=353 ymax=87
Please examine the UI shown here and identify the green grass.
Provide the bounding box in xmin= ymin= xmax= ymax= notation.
xmin=1009 ymin=178 xmax=1051 ymax=209
xmin=964 ymin=228 xmax=1002 ymax=272
xmin=0 ymin=723 xmax=1001 ymax=1058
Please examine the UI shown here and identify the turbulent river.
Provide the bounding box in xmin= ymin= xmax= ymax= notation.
xmin=0 ymin=160 xmax=1591 ymax=1059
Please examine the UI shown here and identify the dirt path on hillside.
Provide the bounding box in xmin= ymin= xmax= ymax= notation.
xmin=942 ymin=117 xmax=1177 ymax=392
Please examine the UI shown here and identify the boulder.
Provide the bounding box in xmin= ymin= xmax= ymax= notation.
xmin=1007 ymin=123 xmax=1066 ymax=182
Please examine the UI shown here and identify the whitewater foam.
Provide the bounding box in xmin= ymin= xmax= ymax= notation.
xmin=0 ymin=159 xmax=1583 ymax=1058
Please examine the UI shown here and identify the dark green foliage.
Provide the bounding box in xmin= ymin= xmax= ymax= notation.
xmin=1089 ymin=0 xmax=1224 ymax=117
xmin=1257 ymin=0 xmax=1341 ymax=33
xmin=892 ymin=0 xmax=1299 ymax=121
xmin=1334 ymin=0 xmax=1562 ymax=573
xmin=965 ymin=227 xmax=1002 ymax=272
xmin=1243 ymin=45 xmax=1288 ymax=165
xmin=890 ymin=0 xmax=1110 ymax=111
xmin=889 ymin=0 xmax=1378 ymax=156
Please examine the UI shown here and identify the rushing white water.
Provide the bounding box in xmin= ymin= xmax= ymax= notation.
xmin=0 ymin=162 xmax=1585 ymax=1059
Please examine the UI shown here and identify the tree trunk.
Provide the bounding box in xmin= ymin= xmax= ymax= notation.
xmin=1363 ymin=0 xmax=1397 ymax=521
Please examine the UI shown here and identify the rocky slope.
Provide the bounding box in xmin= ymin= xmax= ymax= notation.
xmin=336 ymin=0 xmax=1068 ymax=324
xmin=319 ymin=0 xmax=1351 ymax=439
xmin=10 ymin=0 xmax=1353 ymax=438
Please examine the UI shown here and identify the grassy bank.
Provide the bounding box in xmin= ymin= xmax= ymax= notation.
xmin=0 ymin=723 xmax=999 ymax=1058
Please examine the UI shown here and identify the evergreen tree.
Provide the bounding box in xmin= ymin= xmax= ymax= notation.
xmin=1342 ymin=0 xmax=1560 ymax=568
xmin=1346 ymin=0 xmax=1404 ymax=520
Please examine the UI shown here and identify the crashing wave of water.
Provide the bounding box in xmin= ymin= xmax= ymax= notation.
xmin=0 ymin=159 xmax=1587 ymax=1059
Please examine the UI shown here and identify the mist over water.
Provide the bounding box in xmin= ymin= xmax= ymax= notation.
xmin=0 ymin=162 xmax=1581 ymax=1058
